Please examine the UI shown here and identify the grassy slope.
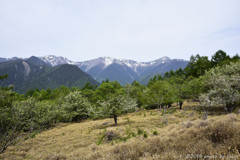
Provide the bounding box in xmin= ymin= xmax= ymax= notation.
xmin=1 ymin=102 xmax=240 ymax=160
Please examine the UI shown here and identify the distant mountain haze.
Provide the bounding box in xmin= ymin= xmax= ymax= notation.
xmin=0 ymin=55 xmax=188 ymax=89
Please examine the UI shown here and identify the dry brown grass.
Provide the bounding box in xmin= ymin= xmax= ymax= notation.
xmin=1 ymin=102 xmax=240 ymax=160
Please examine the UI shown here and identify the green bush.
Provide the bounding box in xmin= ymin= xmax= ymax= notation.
xmin=143 ymin=132 xmax=148 ymax=138
xmin=153 ymin=130 xmax=158 ymax=135
xmin=137 ymin=128 xmax=144 ymax=135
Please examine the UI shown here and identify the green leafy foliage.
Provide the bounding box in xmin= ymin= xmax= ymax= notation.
xmin=94 ymin=82 xmax=116 ymax=101
xmin=60 ymin=91 xmax=91 ymax=122
xmin=211 ymin=50 xmax=230 ymax=66
xmin=143 ymin=81 xmax=175 ymax=109
xmin=0 ymin=96 xmax=45 ymax=153
xmin=90 ymin=93 xmax=137 ymax=125
xmin=184 ymin=54 xmax=211 ymax=78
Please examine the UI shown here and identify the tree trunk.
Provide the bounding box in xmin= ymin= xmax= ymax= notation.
xmin=114 ymin=115 xmax=117 ymax=126
xmin=168 ymin=103 xmax=172 ymax=108
xmin=179 ymin=101 xmax=183 ymax=109
xmin=226 ymin=102 xmax=235 ymax=113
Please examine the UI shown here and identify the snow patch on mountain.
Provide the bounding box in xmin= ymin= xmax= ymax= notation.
xmin=39 ymin=55 xmax=76 ymax=66
xmin=74 ymin=56 xmax=188 ymax=75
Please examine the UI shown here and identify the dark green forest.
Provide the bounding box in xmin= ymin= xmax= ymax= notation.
xmin=1 ymin=50 xmax=240 ymax=153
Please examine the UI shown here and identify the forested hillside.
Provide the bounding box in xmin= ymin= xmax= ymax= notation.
xmin=0 ymin=59 xmax=99 ymax=93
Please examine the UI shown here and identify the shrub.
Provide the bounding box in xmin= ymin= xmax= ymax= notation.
xmin=143 ymin=132 xmax=148 ymax=138
xmin=153 ymin=130 xmax=158 ymax=135
xmin=228 ymin=114 xmax=237 ymax=122
xmin=182 ymin=120 xmax=193 ymax=128
xmin=29 ymin=131 xmax=39 ymax=138
xmin=205 ymin=121 xmax=235 ymax=143
xmin=197 ymin=120 xmax=209 ymax=128
xmin=105 ymin=131 xmax=116 ymax=141
xmin=137 ymin=128 xmax=144 ymax=135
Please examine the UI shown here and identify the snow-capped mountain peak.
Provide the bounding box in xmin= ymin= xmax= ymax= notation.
xmin=75 ymin=56 xmax=180 ymax=75
xmin=1 ymin=55 xmax=187 ymax=74
xmin=39 ymin=55 xmax=76 ymax=66
xmin=152 ymin=56 xmax=171 ymax=64
xmin=102 ymin=56 xmax=115 ymax=66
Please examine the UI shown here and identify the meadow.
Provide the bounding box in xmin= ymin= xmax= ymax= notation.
xmin=1 ymin=102 xmax=240 ymax=160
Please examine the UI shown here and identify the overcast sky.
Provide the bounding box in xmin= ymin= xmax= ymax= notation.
xmin=0 ymin=0 xmax=240 ymax=62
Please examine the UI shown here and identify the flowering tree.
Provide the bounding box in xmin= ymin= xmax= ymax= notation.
xmin=61 ymin=91 xmax=91 ymax=122
xmin=200 ymin=62 xmax=240 ymax=113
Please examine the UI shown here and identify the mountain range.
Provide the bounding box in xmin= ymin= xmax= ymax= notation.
xmin=0 ymin=55 xmax=188 ymax=93
xmin=0 ymin=56 xmax=99 ymax=93
xmin=37 ymin=55 xmax=188 ymax=84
